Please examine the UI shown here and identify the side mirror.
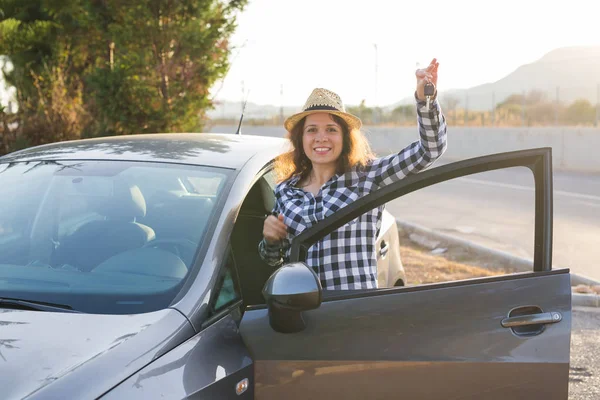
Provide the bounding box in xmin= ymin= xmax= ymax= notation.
xmin=262 ymin=262 xmax=322 ymax=333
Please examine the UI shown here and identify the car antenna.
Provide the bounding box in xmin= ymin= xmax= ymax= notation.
xmin=235 ymin=90 xmax=251 ymax=135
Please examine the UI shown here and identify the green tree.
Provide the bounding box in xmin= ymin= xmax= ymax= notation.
xmin=495 ymin=90 xmax=557 ymax=126
xmin=563 ymin=99 xmax=596 ymax=126
xmin=527 ymin=102 xmax=556 ymax=126
xmin=391 ymin=104 xmax=413 ymax=124
xmin=347 ymin=100 xmax=373 ymax=124
xmin=0 ymin=0 xmax=247 ymax=152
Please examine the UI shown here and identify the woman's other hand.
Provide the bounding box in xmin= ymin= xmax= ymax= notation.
xmin=263 ymin=214 xmax=288 ymax=244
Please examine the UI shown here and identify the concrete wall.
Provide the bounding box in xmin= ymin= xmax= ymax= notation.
xmin=208 ymin=125 xmax=600 ymax=174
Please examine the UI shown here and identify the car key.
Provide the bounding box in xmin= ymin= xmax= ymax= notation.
xmin=424 ymin=82 xmax=435 ymax=109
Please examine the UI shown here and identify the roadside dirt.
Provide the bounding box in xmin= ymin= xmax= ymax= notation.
xmin=397 ymin=229 xmax=514 ymax=285
xmin=398 ymin=229 xmax=600 ymax=295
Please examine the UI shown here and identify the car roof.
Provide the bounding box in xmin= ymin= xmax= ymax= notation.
xmin=0 ymin=133 xmax=288 ymax=169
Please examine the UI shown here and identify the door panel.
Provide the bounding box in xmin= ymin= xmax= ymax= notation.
xmin=255 ymin=361 xmax=565 ymax=399
xmin=241 ymin=270 xmax=571 ymax=399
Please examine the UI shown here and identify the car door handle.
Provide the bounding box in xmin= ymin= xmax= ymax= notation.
xmin=501 ymin=312 xmax=562 ymax=328
xmin=379 ymin=241 xmax=389 ymax=259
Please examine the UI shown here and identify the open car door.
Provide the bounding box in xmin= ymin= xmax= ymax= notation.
xmin=240 ymin=148 xmax=571 ymax=399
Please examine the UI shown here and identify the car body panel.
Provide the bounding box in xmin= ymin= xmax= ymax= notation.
xmin=103 ymin=314 xmax=253 ymax=400
xmin=0 ymin=133 xmax=287 ymax=170
xmin=0 ymin=308 xmax=193 ymax=400
xmin=377 ymin=209 xmax=405 ymax=287
xmin=384 ymin=214 xmax=404 ymax=286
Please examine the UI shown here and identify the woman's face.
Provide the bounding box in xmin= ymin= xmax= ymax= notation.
xmin=302 ymin=113 xmax=344 ymax=168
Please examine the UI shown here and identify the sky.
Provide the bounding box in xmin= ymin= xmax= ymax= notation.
xmin=211 ymin=0 xmax=600 ymax=107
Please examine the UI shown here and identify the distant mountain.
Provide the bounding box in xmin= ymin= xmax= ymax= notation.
xmin=390 ymin=46 xmax=600 ymax=111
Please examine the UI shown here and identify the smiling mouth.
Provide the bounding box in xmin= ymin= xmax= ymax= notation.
xmin=314 ymin=147 xmax=331 ymax=153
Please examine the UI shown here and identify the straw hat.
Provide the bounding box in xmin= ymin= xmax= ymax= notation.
xmin=284 ymin=88 xmax=362 ymax=132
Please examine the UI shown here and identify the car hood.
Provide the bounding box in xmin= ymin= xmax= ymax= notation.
xmin=0 ymin=308 xmax=194 ymax=400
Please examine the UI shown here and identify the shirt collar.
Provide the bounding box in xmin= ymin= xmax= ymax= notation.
xmin=288 ymin=174 xmax=302 ymax=188
xmin=285 ymin=172 xmax=340 ymax=194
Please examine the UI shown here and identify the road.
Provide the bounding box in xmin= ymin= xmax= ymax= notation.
xmin=570 ymin=307 xmax=600 ymax=399
xmin=385 ymin=164 xmax=600 ymax=281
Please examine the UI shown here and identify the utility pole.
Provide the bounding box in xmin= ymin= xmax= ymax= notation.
xmin=522 ymin=89 xmax=526 ymax=127
xmin=373 ymin=43 xmax=378 ymax=125
xmin=452 ymin=103 xmax=456 ymax=126
xmin=464 ymin=91 xmax=468 ymax=126
xmin=555 ymin=86 xmax=560 ymax=126
xmin=491 ymin=91 xmax=496 ymax=127
xmin=596 ymin=83 xmax=599 ymax=127
xmin=280 ymin=84 xmax=284 ymax=125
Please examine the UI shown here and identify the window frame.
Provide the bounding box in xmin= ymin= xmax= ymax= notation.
xmin=202 ymin=246 xmax=244 ymax=328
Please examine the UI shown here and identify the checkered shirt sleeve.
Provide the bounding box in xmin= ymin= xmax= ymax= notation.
xmin=364 ymin=94 xmax=447 ymax=190
xmin=257 ymin=198 xmax=290 ymax=267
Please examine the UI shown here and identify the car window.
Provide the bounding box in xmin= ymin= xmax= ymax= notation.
xmin=212 ymin=252 xmax=241 ymax=312
xmin=263 ymin=169 xmax=277 ymax=191
xmin=185 ymin=176 xmax=225 ymax=196
xmin=0 ymin=160 xmax=232 ymax=315
xmin=57 ymin=177 xmax=111 ymax=239
xmin=260 ymin=169 xmax=277 ymax=213
xmin=0 ymin=169 xmax=48 ymax=244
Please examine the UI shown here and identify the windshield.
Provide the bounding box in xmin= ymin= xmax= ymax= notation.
xmin=0 ymin=160 xmax=231 ymax=314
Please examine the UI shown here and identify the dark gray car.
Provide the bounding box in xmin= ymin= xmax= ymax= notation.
xmin=0 ymin=134 xmax=570 ymax=399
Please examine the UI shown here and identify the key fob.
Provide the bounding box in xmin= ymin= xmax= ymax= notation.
xmin=424 ymin=82 xmax=435 ymax=96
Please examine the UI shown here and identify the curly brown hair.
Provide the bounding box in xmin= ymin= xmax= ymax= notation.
xmin=273 ymin=114 xmax=375 ymax=183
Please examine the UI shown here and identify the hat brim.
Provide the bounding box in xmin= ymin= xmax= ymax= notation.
xmin=284 ymin=110 xmax=362 ymax=132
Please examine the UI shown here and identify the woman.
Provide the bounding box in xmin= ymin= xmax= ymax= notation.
xmin=259 ymin=58 xmax=447 ymax=290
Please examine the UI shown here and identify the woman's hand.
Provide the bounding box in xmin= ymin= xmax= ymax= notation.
xmin=263 ymin=214 xmax=288 ymax=244
xmin=416 ymin=58 xmax=439 ymax=101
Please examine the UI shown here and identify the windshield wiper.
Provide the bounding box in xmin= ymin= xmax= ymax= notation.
xmin=0 ymin=298 xmax=81 ymax=313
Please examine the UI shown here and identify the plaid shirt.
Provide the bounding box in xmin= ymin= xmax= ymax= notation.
xmin=259 ymin=95 xmax=447 ymax=290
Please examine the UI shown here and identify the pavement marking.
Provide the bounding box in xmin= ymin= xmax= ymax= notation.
xmin=456 ymin=177 xmax=600 ymax=202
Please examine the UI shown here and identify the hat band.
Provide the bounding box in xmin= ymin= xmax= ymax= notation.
xmin=304 ymin=105 xmax=340 ymax=112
